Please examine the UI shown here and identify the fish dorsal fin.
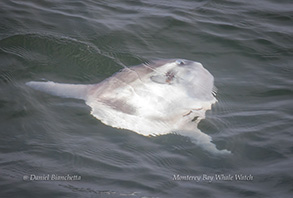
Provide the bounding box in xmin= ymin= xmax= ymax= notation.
xmin=26 ymin=81 xmax=92 ymax=100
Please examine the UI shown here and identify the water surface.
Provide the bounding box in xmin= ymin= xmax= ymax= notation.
xmin=0 ymin=0 xmax=292 ymax=197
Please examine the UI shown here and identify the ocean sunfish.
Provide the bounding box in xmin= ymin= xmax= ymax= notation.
xmin=26 ymin=59 xmax=230 ymax=154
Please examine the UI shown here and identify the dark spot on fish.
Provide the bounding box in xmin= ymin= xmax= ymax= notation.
xmin=166 ymin=71 xmax=175 ymax=84
xmin=191 ymin=116 xmax=199 ymax=122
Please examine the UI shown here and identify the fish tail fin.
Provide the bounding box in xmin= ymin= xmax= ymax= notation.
xmin=26 ymin=81 xmax=91 ymax=100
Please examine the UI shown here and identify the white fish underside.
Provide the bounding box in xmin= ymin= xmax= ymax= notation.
xmin=26 ymin=59 xmax=230 ymax=154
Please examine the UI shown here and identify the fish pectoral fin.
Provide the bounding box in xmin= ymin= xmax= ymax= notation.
xmin=150 ymin=75 xmax=168 ymax=84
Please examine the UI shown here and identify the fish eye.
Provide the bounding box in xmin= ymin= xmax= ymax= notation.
xmin=176 ymin=60 xmax=185 ymax=65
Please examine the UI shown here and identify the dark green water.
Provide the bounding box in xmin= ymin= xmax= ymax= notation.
xmin=0 ymin=0 xmax=292 ymax=197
